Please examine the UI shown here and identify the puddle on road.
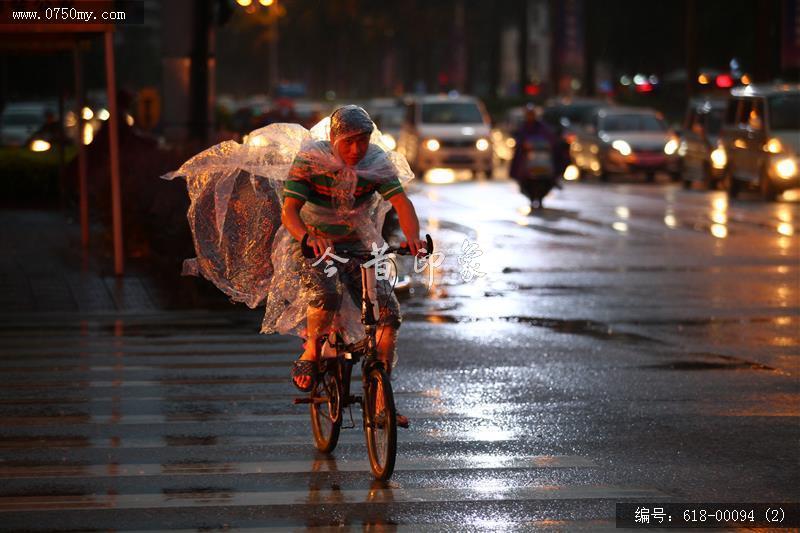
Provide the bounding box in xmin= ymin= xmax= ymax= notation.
xmin=433 ymin=219 xmax=479 ymax=238
xmin=502 ymin=265 xmax=710 ymax=274
xmin=623 ymin=316 xmax=799 ymax=328
xmin=515 ymin=223 xmax=586 ymax=237
xmin=639 ymin=352 xmax=778 ymax=372
xmin=164 ymin=435 xmax=219 ymax=447
xmin=482 ymin=284 xmax=603 ymax=298
xmin=642 ymin=361 xmax=772 ymax=371
xmin=403 ymin=313 xmax=661 ymax=344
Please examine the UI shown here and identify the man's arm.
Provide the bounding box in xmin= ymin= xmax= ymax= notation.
xmin=281 ymin=197 xmax=332 ymax=257
xmin=388 ymin=192 xmax=426 ymax=256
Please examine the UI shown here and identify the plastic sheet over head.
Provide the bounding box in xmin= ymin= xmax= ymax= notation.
xmin=162 ymin=112 xmax=415 ymax=343
xmin=330 ymin=105 xmax=374 ymax=140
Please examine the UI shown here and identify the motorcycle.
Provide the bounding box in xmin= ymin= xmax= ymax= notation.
xmin=516 ymin=137 xmax=561 ymax=209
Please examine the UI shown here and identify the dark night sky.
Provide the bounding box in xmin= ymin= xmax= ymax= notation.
xmin=0 ymin=0 xmax=788 ymax=103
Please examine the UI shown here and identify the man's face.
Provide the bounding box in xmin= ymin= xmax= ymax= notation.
xmin=334 ymin=131 xmax=371 ymax=166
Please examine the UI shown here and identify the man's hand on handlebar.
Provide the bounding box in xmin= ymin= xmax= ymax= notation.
xmin=301 ymin=233 xmax=434 ymax=259
xmin=400 ymin=238 xmax=428 ymax=257
xmin=305 ymin=235 xmax=334 ymax=258
xmin=397 ymin=234 xmax=434 ymax=257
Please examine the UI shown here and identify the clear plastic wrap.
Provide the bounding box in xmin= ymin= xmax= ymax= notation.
xmin=162 ymin=109 xmax=414 ymax=343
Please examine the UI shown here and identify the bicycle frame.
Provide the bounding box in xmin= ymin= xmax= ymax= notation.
xmin=320 ymin=324 xmax=386 ymax=420
xmin=296 ymin=234 xmax=433 ymax=479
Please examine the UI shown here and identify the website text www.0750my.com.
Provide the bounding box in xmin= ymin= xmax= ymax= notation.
xmin=12 ymin=7 xmax=125 ymax=22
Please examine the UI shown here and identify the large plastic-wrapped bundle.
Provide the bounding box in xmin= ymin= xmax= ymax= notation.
xmin=163 ymin=109 xmax=414 ymax=342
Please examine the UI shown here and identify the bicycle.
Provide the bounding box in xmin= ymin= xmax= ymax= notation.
xmin=293 ymin=233 xmax=435 ymax=480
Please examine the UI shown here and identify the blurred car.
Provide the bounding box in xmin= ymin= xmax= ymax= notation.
xmin=366 ymin=98 xmax=404 ymax=151
xmin=398 ymin=94 xmax=493 ymax=179
xmin=1 ymin=102 xmax=55 ymax=147
xmin=570 ymin=106 xmax=680 ymax=182
xmin=678 ymin=96 xmax=728 ymax=189
xmin=542 ymin=97 xmax=609 ymax=145
xmin=294 ymin=100 xmax=330 ymax=129
xmin=718 ymin=83 xmax=800 ymax=200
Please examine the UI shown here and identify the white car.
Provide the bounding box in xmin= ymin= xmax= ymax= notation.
xmin=398 ymin=94 xmax=493 ymax=179
xmin=1 ymin=102 xmax=54 ymax=147
xmin=719 ymin=84 xmax=800 ymax=200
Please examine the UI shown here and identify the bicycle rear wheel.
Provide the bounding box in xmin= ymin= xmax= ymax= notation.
xmin=363 ymin=366 xmax=397 ymax=480
xmin=310 ymin=367 xmax=341 ymax=453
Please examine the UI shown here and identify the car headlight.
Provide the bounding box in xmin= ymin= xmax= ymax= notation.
xmin=475 ymin=138 xmax=490 ymax=151
xmin=774 ymin=157 xmax=798 ymax=179
xmin=81 ymin=106 xmax=93 ymax=120
xmin=29 ymin=139 xmax=51 ymax=152
xmin=381 ymin=133 xmax=397 ymax=151
xmin=83 ymin=122 xmax=94 ymax=145
xmin=710 ymin=144 xmax=727 ymax=169
xmin=664 ymin=138 xmax=679 ymax=155
xmin=425 ymin=139 xmax=440 ymax=151
xmin=563 ymin=164 xmax=580 ymax=181
xmin=612 ymin=140 xmax=632 ymax=156
xmin=764 ymin=138 xmax=783 ymax=154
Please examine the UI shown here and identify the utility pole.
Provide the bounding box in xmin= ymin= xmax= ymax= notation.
xmin=518 ymin=0 xmax=529 ymax=94
xmin=190 ymin=0 xmax=211 ymax=143
xmin=269 ymin=8 xmax=279 ymax=93
xmin=685 ymin=0 xmax=698 ymax=97
xmin=582 ymin=0 xmax=595 ymax=96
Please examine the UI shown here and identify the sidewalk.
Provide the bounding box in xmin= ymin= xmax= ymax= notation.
xmin=0 ymin=209 xmax=228 ymax=315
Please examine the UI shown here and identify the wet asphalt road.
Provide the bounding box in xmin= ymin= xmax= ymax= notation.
xmin=0 ymin=177 xmax=798 ymax=531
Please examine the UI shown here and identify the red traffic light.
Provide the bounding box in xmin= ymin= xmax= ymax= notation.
xmin=524 ymin=84 xmax=540 ymax=96
xmin=715 ymin=74 xmax=734 ymax=88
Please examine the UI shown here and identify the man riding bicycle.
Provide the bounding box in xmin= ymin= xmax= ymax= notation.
xmin=164 ymin=105 xmax=422 ymax=427
xmin=281 ymin=107 xmax=425 ymax=420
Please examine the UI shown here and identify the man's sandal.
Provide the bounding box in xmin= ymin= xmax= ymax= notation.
xmin=291 ymin=359 xmax=316 ymax=392
xmin=396 ymin=413 xmax=409 ymax=428
xmin=374 ymin=410 xmax=409 ymax=429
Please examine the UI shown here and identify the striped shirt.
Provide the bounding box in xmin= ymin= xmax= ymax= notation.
xmin=283 ymin=142 xmax=404 ymax=236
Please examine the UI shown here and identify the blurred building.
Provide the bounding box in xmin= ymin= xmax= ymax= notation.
xmin=498 ymin=0 xmax=584 ymax=98
xmin=783 ymin=0 xmax=800 ymax=75
xmin=499 ymin=0 xmax=551 ymax=97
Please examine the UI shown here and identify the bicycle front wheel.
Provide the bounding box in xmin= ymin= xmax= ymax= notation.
xmin=363 ymin=366 xmax=397 ymax=480
xmin=311 ymin=368 xmax=341 ymax=453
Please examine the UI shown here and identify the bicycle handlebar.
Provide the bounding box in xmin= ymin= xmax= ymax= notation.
xmin=301 ymin=233 xmax=434 ymax=260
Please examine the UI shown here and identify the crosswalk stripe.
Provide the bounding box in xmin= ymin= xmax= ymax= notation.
xmin=0 ymin=389 xmax=432 ymax=404
xmin=0 ymin=347 xmax=294 ymax=358
xmin=0 ymin=334 xmax=284 ymax=346
xmin=0 ymin=410 xmax=491 ymax=427
xmin=0 ymin=362 xmax=298 ymax=372
xmin=0 ymin=485 xmax=668 ymax=512
xmin=0 ymin=430 xmax=528 ymax=449
xmin=0 ymin=378 xmax=297 ymax=389
xmin=120 ymin=523 xmax=619 ymax=533
xmin=0 ymin=455 xmax=597 ymax=478
xmin=120 ymin=519 xmax=619 ymax=533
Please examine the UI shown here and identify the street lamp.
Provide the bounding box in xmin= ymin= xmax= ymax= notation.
xmin=235 ymin=0 xmax=280 ymax=94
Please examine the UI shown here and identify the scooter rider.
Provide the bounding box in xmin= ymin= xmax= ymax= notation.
xmin=508 ymin=104 xmax=567 ymax=208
